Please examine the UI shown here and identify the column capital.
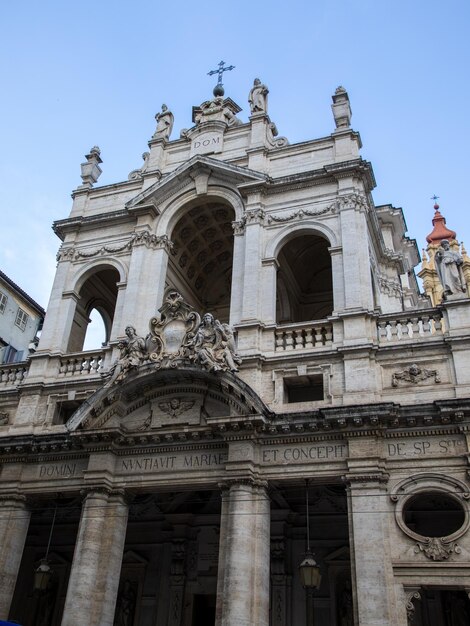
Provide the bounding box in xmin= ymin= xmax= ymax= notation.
xmin=80 ymin=486 xmax=133 ymax=504
xmin=218 ymin=478 xmax=269 ymax=491
xmin=0 ymin=493 xmax=28 ymax=507
xmin=342 ymin=471 xmax=389 ymax=487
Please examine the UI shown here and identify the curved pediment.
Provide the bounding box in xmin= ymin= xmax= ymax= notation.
xmin=66 ymin=366 xmax=271 ymax=432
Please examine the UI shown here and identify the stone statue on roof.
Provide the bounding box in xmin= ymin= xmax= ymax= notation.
xmin=153 ymin=104 xmax=174 ymax=140
xmin=248 ymin=78 xmax=269 ymax=114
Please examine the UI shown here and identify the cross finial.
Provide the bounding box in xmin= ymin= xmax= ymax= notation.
xmin=431 ymin=194 xmax=440 ymax=210
xmin=207 ymin=60 xmax=235 ymax=97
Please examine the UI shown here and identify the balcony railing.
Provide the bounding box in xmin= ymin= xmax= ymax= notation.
xmin=58 ymin=350 xmax=105 ymax=377
xmin=0 ymin=362 xmax=29 ymax=387
xmin=275 ymin=320 xmax=333 ymax=352
xmin=377 ymin=309 xmax=444 ymax=343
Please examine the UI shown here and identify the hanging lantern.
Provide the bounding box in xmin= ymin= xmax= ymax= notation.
xmin=299 ymin=550 xmax=322 ymax=589
xmin=34 ymin=558 xmax=53 ymax=592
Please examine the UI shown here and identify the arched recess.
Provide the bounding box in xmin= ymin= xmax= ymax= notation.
xmin=67 ymin=264 xmax=121 ymax=352
xmin=165 ymin=199 xmax=236 ymax=323
xmin=276 ymin=233 xmax=333 ymax=323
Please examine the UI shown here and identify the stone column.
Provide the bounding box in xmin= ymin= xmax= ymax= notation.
xmin=61 ymin=489 xmax=129 ymax=626
xmin=0 ymin=495 xmax=31 ymax=620
xmin=217 ymin=482 xmax=270 ymax=626
xmin=346 ymin=474 xmax=403 ymax=626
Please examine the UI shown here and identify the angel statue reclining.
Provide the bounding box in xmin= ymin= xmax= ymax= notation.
xmin=190 ymin=313 xmax=241 ymax=373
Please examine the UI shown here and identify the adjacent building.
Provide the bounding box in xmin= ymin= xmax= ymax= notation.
xmin=0 ymin=270 xmax=44 ymax=365
xmin=1 ymin=79 xmax=470 ymax=626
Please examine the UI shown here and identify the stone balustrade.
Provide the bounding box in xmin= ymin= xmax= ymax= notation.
xmin=275 ymin=320 xmax=333 ymax=351
xmin=58 ymin=350 xmax=104 ymax=377
xmin=0 ymin=363 xmax=29 ymax=387
xmin=377 ymin=309 xmax=444 ymax=343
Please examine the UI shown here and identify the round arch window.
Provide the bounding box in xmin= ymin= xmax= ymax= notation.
xmin=403 ymin=492 xmax=465 ymax=537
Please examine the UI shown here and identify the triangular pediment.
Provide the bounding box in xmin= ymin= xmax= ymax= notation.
xmin=126 ymin=155 xmax=267 ymax=213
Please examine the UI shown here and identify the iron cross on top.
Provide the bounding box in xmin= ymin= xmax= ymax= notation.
xmin=207 ymin=60 xmax=235 ymax=86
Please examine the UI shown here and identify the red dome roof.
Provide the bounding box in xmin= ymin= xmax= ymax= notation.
xmin=426 ymin=204 xmax=457 ymax=244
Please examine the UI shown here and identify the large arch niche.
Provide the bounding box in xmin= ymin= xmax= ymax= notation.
xmin=276 ymin=233 xmax=333 ymax=323
xmin=167 ymin=201 xmax=235 ymax=323
xmin=67 ymin=265 xmax=120 ymax=352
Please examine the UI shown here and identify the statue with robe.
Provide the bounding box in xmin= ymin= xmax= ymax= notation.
xmin=248 ymin=78 xmax=269 ymax=113
xmin=153 ymin=103 xmax=174 ymax=140
xmin=103 ymin=325 xmax=147 ymax=386
xmin=435 ymin=239 xmax=467 ymax=299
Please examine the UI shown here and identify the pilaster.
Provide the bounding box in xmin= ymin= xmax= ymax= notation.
xmin=119 ymin=236 xmax=172 ymax=334
xmin=345 ymin=471 xmax=403 ymax=626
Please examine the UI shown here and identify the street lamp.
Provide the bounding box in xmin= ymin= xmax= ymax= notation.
xmin=299 ymin=481 xmax=321 ymax=624
xmin=33 ymin=504 xmax=57 ymax=592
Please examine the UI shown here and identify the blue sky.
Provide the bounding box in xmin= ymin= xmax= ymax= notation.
xmin=1 ymin=0 xmax=469 ymax=311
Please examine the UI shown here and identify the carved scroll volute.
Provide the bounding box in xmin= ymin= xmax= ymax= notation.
xmin=147 ymin=291 xmax=201 ymax=361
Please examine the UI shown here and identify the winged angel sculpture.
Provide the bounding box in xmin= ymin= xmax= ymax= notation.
xmin=102 ymin=291 xmax=241 ymax=386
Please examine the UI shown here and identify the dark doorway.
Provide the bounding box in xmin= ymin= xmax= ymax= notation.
xmin=413 ymin=588 xmax=470 ymax=625
xmin=191 ymin=594 xmax=216 ymax=626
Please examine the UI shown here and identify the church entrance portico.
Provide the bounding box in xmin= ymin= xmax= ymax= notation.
xmin=8 ymin=478 xmax=356 ymax=626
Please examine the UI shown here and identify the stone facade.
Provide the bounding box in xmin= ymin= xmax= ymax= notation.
xmin=1 ymin=82 xmax=470 ymax=625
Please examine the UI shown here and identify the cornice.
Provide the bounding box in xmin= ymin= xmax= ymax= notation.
xmin=53 ymin=209 xmax=132 ymax=240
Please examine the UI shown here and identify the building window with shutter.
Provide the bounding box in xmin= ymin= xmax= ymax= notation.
xmin=0 ymin=292 xmax=7 ymax=313
xmin=15 ymin=308 xmax=29 ymax=331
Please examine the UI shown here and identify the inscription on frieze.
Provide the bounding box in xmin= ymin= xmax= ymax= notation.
xmin=386 ymin=436 xmax=467 ymax=458
xmin=190 ymin=133 xmax=223 ymax=156
xmin=262 ymin=442 xmax=348 ymax=465
xmin=118 ymin=450 xmax=228 ymax=474
xmin=24 ymin=459 xmax=88 ymax=480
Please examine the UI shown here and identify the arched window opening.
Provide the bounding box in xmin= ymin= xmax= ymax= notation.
xmin=167 ymin=202 xmax=235 ymax=323
xmin=276 ymin=234 xmax=333 ymax=323
xmin=67 ymin=267 xmax=120 ymax=352
xmin=83 ymin=308 xmax=107 ymax=351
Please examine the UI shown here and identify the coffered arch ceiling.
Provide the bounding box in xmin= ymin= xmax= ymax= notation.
xmin=167 ymin=202 xmax=235 ymax=323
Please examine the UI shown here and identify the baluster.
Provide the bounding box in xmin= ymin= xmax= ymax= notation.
xmin=432 ymin=313 xmax=443 ymax=334
xmin=389 ymin=320 xmax=399 ymax=340
xmin=324 ymin=325 xmax=333 ymax=344
xmin=377 ymin=321 xmax=388 ymax=341
xmin=410 ymin=316 xmax=420 ymax=337
xmin=294 ymin=329 xmax=304 ymax=349
xmin=275 ymin=332 xmax=284 ymax=351
xmin=284 ymin=330 xmax=294 ymax=351
xmin=304 ymin=328 xmax=313 ymax=349
xmin=419 ymin=315 xmax=429 ymax=336
xmin=82 ymin=357 xmax=91 ymax=375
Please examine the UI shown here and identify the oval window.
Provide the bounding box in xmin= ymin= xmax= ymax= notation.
xmin=403 ymin=492 xmax=465 ymax=537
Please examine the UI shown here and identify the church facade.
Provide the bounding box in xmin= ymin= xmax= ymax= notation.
xmin=1 ymin=78 xmax=470 ymax=626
